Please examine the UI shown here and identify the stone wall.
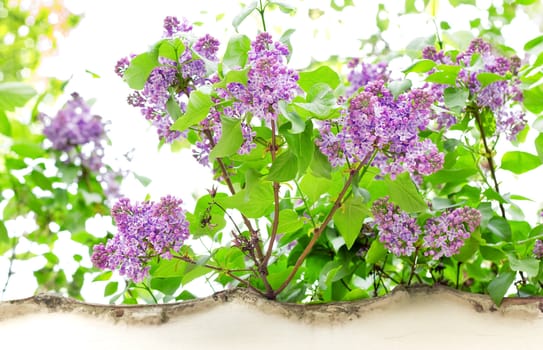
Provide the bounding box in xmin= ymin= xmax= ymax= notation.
xmin=1 ymin=286 xmax=542 ymax=349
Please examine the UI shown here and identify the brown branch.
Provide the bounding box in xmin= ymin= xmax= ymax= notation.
xmin=261 ymin=120 xmax=280 ymax=276
xmin=273 ymin=162 xmax=365 ymax=297
xmin=471 ymin=105 xmax=506 ymax=219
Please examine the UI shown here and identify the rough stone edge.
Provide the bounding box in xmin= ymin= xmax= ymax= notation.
xmin=1 ymin=285 xmax=542 ymax=326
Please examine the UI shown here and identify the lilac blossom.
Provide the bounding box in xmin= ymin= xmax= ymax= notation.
xmin=422 ymin=207 xmax=481 ymax=260
xmin=193 ymin=34 xmax=220 ymax=61
xmin=424 ymin=39 xmax=526 ymax=140
xmin=114 ymin=56 xmax=131 ymax=78
xmin=163 ymin=16 xmax=192 ymax=38
xmin=117 ymin=17 xmax=220 ymax=144
xmin=239 ymin=122 xmax=257 ymax=155
xmin=534 ymin=240 xmax=543 ymax=259
xmin=40 ymin=92 xmax=106 ymax=172
xmin=91 ymin=196 xmax=190 ymax=282
xmin=41 ymin=92 xmax=105 ymax=152
xmin=371 ymin=197 xmax=421 ymax=256
xmin=346 ymin=59 xmax=390 ymax=95
xmin=317 ymin=80 xmax=444 ymax=178
xmin=219 ymin=32 xmax=299 ymax=123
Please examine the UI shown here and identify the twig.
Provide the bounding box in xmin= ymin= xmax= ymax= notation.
xmin=172 ymin=255 xmax=266 ymax=297
xmin=471 ymin=104 xmax=506 ymax=219
xmin=273 ymin=162 xmax=365 ymax=297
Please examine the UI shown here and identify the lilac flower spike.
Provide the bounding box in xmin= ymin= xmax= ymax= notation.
xmin=317 ymin=80 xmax=444 ymax=178
xmin=422 ymin=207 xmax=481 ymax=259
xmin=424 ymin=38 xmax=526 ymax=140
xmin=91 ymin=196 xmax=190 ymax=282
xmin=40 ymin=92 xmax=106 ymax=172
xmin=371 ymin=197 xmax=421 ymax=256
xmin=222 ymin=32 xmax=299 ymax=123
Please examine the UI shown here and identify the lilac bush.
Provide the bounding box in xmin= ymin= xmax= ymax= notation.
xmin=85 ymin=2 xmax=543 ymax=306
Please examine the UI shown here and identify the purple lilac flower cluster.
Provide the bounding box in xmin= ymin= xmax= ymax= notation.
xmin=91 ymin=196 xmax=189 ymax=282
xmin=40 ymin=93 xmax=123 ymax=198
xmin=40 ymin=92 xmax=105 ymax=171
xmin=217 ymin=32 xmax=299 ymax=123
xmin=370 ymin=197 xmax=481 ymax=259
xmin=317 ymin=80 xmax=444 ymax=178
xmin=423 ymin=39 xmax=526 ymax=140
xmin=371 ymin=197 xmax=421 ymax=256
xmin=118 ymin=16 xmax=220 ymax=144
xmin=534 ymin=240 xmax=543 ymax=259
xmin=345 ymin=59 xmax=390 ymax=96
xmin=422 ymin=207 xmax=481 ymax=259
xmin=199 ymin=32 xmax=298 ymax=160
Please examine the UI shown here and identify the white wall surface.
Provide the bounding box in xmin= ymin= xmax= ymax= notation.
xmin=1 ymin=286 xmax=543 ymax=350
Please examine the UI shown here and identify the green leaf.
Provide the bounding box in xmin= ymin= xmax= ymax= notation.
xmin=403 ymin=59 xmax=437 ymax=74
xmin=158 ymin=38 xmax=185 ymax=62
xmin=133 ymin=173 xmax=152 ymax=187
xmin=11 ymin=143 xmax=46 ymax=159
xmin=524 ymin=35 xmax=543 ymax=53
xmin=152 ymin=259 xmax=186 ymax=278
xmin=182 ymin=265 xmax=212 ymax=285
xmin=449 ymin=0 xmax=476 ymax=6
xmin=455 ymin=236 xmax=479 ymax=262
xmin=270 ymin=1 xmax=297 ymax=13
xmin=443 ymin=87 xmax=469 ymax=113
xmin=123 ymin=52 xmax=158 ymax=90
xmin=508 ymin=255 xmax=539 ymax=276
xmin=330 ymin=0 xmax=354 ymax=11
xmin=209 ymin=117 xmax=243 ymax=161
xmin=0 ymin=111 xmax=11 ymax=136
xmin=222 ymin=35 xmax=251 ymax=68
xmin=388 ymin=79 xmax=412 ymax=99
xmin=295 ymin=83 xmax=337 ymax=119
xmin=534 ymin=133 xmax=543 ymax=162
xmin=298 ymin=66 xmax=340 ymax=93
xmin=487 ymin=216 xmax=512 ymax=242
xmin=524 ymin=85 xmax=543 ymax=114
xmin=310 ymin=147 xmax=332 ymax=179
xmin=267 ymin=151 xmax=298 ymax=182
xmin=487 ymin=270 xmax=515 ymax=305
xmin=385 ymin=173 xmax=427 ymax=213
xmin=343 ymin=288 xmax=369 ymax=301
xmin=188 ymin=193 xmax=227 ymax=238
xmin=425 ymin=65 xmax=461 ymax=85
xmin=151 ymin=277 xmax=182 ymax=295
xmin=29 ymin=171 xmax=53 ymax=191
xmin=93 ymin=271 xmax=113 ymax=282
xmin=0 ymin=83 xmax=36 ymax=111
xmin=501 ymin=151 xmax=541 ymax=174
xmin=476 ymin=72 xmax=506 ymax=88
xmin=333 ymin=196 xmax=370 ymax=249
xmin=104 ymin=281 xmax=119 ymax=297
xmin=366 ymin=240 xmax=387 ymax=264
xmin=277 ymin=209 xmax=304 ymax=234
xmin=218 ymin=178 xmax=274 ymax=218
xmin=232 ymin=1 xmax=258 ymax=31
xmin=480 ymin=245 xmax=506 ymax=261
xmin=0 ymin=221 xmax=10 ymax=255
xmin=212 ymin=247 xmax=245 ymax=270
xmin=281 ymin=120 xmax=314 ymax=175
xmin=299 ymin=173 xmax=333 ymax=203
xmin=166 ymin=96 xmax=183 ymax=121
xmin=171 ymin=90 xmax=213 ymax=131
xmin=278 ymin=101 xmax=305 ymax=134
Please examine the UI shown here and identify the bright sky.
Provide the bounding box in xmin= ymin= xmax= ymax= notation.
xmin=2 ymin=0 xmax=542 ymax=302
